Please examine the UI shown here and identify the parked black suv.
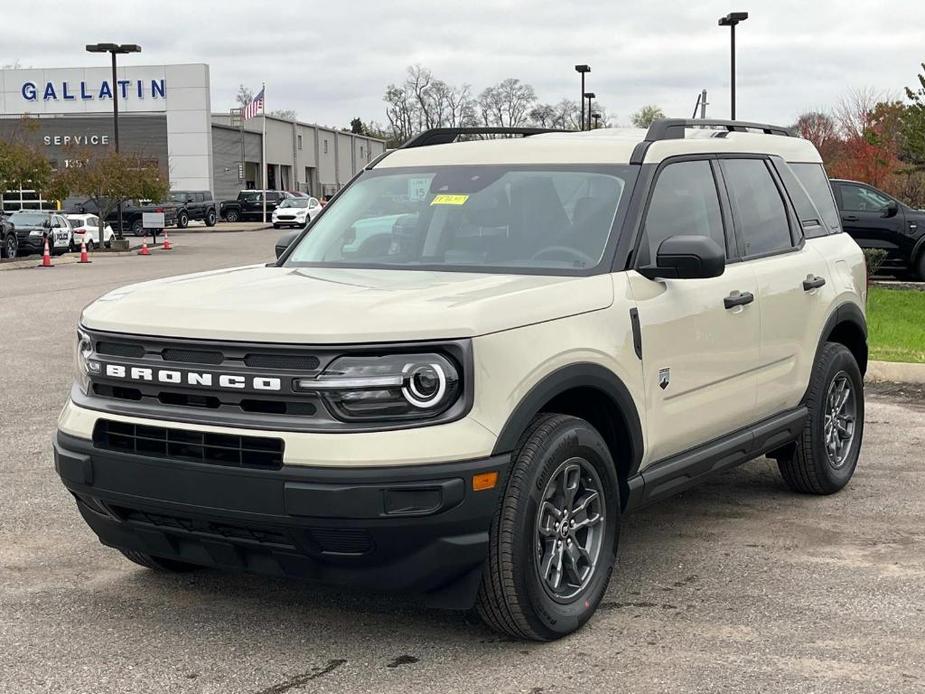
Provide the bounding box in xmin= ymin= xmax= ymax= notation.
xmin=169 ymin=191 xmax=218 ymax=228
xmin=219 ymin=190 xmax=291 ymax=222
xmin=831 ymin=178 xmax=925 ymax=279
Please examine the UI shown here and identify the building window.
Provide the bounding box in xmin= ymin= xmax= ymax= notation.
xmin=297 ymin=134 xmax=303 ymax=150
xmin=324 ymin=139 xmax=329 ymax=154
xmin=360 ymin=146 xmax=364 ymax=158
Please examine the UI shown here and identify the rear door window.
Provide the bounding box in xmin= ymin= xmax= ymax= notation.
xmin=721 ymin=159 xmax=793 ymax=257
xmin=639 ymin=159 xmax=727 ymax=266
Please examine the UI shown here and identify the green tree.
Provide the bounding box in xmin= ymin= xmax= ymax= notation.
xmin=0 ymin=118 xmax=54 ymax=208
xmin=903 ymin=63 xmax=925 ymax=168
xmin=350 ymin=117 xmax=367 ymax=135
xmin=47 ymin=149 xmax=169 ymax=239
xmin=631 ymin=105 xmax=666 ymax=129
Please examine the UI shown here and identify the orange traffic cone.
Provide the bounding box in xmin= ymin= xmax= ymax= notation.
xmin=38 ymin=236 xmax=54 ymax=268
xmin=78 ymin=239 xmax=91 ymax=263
xmin=162 ymin=229 xmax=172 ymax=251
xmin=137 ymin=232 xmax=151 ymax=256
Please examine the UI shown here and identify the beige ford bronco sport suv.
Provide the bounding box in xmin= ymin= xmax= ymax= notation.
xmin=56 ymin=120 xmax=867 ymax=641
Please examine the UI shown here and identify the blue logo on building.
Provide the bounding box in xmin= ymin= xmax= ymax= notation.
xmin=21 ymin=79 xmax=166 ymax=102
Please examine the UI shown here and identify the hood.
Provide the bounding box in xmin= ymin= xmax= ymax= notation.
xmin=81 ymin=265 xmax=614 ymax=343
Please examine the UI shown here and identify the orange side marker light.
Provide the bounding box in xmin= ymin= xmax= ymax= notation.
xmin=472 ymin=471 xmax=499 ymax=492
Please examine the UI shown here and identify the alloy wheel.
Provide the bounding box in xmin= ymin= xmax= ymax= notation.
xmin=534 ymin=457 xmax=605 ymax=601
xmin=823 ymin=371 xmax=857 ymax=468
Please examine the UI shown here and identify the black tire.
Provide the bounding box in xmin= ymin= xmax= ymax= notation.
xmin=225 ymin=209 xmax=240 ymax=223
xmin=915 ymin=252 xmax=925 ymax=282
xmin=119 ymin=549 xmax=201 ymax=573
xmin=777 ymin=342 xmax=865 ymax=494
xmin=205 ymin=209 xmax=217 ymax=227
xmin=477 ymin=413 xmax=620 ymax=641
xmin=273 ymin=223 xmax=280 ymax=229
xmin=86 ymin=239 xmax=95 ymax=252
xmin=176 ymin=211 xmax=189 ymax=229
xmin=131 ymin=219 xmax=145 ymax=237
xmin=2 ymin=233 xmax=18 ymax=259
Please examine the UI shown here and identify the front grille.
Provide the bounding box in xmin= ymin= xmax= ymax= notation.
xmin=112 ymin=505 xmax=295 ymax=548
xmin=97 ymin=341 xmax=145 ymax=358
xmin=93 ymin=419 xmax=284 ymax=470
xmin=244 ymin=353 xmax=320 ymax=371
xmin=161 ymin=347 xmax=223 ymax=365
xmin=310 ymin=528 xmax=373 ymax=555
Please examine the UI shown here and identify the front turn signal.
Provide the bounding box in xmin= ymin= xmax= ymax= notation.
xmin=472 ymin=471 xmax=499 ymax=492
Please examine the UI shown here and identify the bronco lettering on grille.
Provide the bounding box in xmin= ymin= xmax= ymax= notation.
xmin=102 ymin=363 xmax=282 ymax=391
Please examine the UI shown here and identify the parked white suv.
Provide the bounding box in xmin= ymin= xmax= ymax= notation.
xmin=56 ymin=120 xmax=867 ymax=641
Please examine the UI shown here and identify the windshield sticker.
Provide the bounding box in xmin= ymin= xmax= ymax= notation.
xmin=408 ymin=178 xmax=430 ymax=201
xmin=431 ymin=194 xmax=469 ymax=206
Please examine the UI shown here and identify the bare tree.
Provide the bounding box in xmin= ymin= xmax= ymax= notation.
xmin=235 ymin=84 xmax=254 ymax=107
xmin=478 ymin=78 xmax=537 ymax=127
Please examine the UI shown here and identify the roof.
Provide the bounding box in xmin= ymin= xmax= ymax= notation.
xmin=378 ymin=126 xmax=822 ymax=168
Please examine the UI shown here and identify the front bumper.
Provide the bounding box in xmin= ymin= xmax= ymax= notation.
xmin=54 ymin=431 xmax=508 ymax=608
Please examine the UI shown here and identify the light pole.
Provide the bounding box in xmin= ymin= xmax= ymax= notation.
xmin=86 ymin=42 xmax=142 ymax=239
xmin=592 ymin=112 xmax=602 ymax=129
xmin=574 ymin=64 xmax=591 ymax=131
xmin=717 ymin=12 xmax=748 ymax=120
xmin=584 ymin=92 xmax=596 ymax=132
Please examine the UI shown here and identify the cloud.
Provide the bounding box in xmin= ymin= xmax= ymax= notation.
xmin=2 ymin=0 xmax=922 ymax=128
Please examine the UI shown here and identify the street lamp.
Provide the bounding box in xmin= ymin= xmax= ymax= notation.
xmin=592 ymin=112 xmax=602 ymax=130
xmin=584 ymin=92 xmax=596 ymax=132
xmin=717 ymin=12 xmax=748 ymax=120
xmin=574 ymin=64 xmax=591 ymax=131
xmin=86 ymin=42 xmax=142 ymax=239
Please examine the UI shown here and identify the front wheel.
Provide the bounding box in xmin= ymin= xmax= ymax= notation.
xmin=176 ymin=211 xmax=189 ymax=229
xmin=224 ymin=209 xmax=240 ymax=223
xmin=477 ymin=413 xmax=620 ymax=641
xmin=2 ymin=233 xmax=17 ymax=259
xmin=915 ymin=252 xmax=925 ymax=282
xmin=777 ymin=342 xmax=864 ymax=494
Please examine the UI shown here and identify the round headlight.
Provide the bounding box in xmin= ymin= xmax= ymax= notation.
xmin=402 ymin=363 xmax=446 ymax=408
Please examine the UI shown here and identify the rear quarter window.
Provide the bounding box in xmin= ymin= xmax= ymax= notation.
xmin=789 ymin=163 xmax=841 ymax=235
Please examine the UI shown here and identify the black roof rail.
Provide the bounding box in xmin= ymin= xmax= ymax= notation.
xmin=643 ymin=118 xmax=795 ymax=142
xmin=400 ymin=127 xmax=570 ymax=149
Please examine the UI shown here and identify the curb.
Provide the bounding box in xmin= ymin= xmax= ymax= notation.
xmin=0 ymin=245 xmax=167 ymax=270
xmin=870 ymin=280 xmax=925 ymax=291
xmin=866 ymin=360 xmax=925 ymax=385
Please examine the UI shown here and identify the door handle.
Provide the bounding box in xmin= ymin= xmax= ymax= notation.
xmin=842 ymin=215 xmax=859 ymax=222
xmin=724 ymin=290 xmax=754 ymax=309
xmin=802 ymin=275 xmax=826 ymax=291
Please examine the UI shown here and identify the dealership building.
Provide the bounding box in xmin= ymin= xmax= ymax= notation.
xmin=0 ymin=63 xmax=387 ymax=211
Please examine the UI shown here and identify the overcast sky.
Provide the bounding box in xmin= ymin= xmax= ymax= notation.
xmin=2 ymin=0 xmax=923 ymax=128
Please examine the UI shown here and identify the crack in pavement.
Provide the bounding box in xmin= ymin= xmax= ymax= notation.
xmin=253 ymin=659 xmax=347 ymax=694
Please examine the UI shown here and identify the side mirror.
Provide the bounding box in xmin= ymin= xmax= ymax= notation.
xmin=882 ymin=201 xmax=899 ymax=218
xmin=638 ymin=235 xmax=726 ymax=280
xmin=275 ymin=229 xmax=300 ymax=259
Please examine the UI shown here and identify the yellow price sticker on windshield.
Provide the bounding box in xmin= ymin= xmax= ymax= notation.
xmin=431 ymin=194 xmax=469 ymax=206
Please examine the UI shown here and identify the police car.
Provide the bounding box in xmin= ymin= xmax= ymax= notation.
xmin=8 ymin=211 xmax=73 ymax=256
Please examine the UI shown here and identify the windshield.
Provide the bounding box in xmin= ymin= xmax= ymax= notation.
xmin=10 ymin=212 xmax=48 ymax=225
xmin=279 ymin=198 xmax=309 ymax=209
xmin=285 ymin=165 xmax=634 ymax=274
xmin=169 ymin=192 xmax=188 ymax=202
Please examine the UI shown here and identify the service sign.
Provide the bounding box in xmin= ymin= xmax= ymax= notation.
xmin=142 ymin=212 xmax=165 ymax=229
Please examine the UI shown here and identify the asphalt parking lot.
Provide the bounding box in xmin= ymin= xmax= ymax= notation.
xmin=1 ymin=231 xmax=923 ymax=693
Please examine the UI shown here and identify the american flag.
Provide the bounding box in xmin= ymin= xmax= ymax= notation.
xmin=243 ymin=86 xmax=264 ymax=120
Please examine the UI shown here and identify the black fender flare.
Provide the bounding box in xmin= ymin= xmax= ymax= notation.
xmin=811 ymin=301 xmax=868 ymax=382
xmin=490 ymin=362 xmax=644 ymax=476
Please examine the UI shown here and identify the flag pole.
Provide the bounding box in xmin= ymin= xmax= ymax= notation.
xmin=261 ymin=82 xmax=267 ymax=224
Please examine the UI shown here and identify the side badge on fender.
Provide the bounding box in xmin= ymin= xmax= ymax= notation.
xmin=658 ymin=368 xmax=671 ymax=390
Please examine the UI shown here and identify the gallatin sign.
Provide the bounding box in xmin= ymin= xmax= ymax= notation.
xmin=20 ymin=79 xmax=167 ymax=103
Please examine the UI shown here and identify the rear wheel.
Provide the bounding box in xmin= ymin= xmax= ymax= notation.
xmin=205 ymin=209 xmax=217 ymax=227
xmin=477 ymin=413 xmax=620 ymax=641
xmin=777 ymin=342 xmax=864 ymax=494
xmin=119 ymin=549 xmax=201 ymax=573
xmin=131 ymin=219 xmax=145 ymax=237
